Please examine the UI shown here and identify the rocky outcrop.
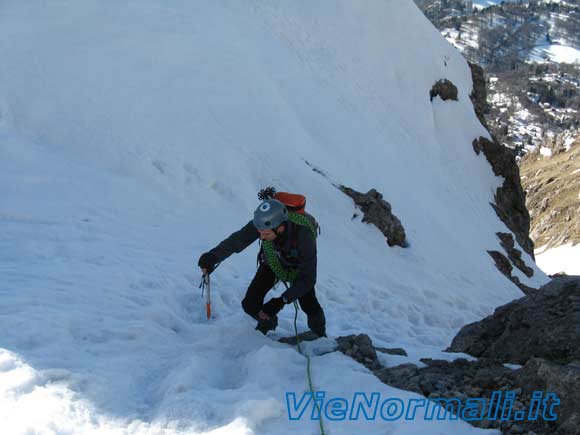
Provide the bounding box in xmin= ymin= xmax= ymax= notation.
xmin=377 ymin=356 xmax=578 ymax=435
xmin=497 ymin=232 xmax=534 ymax=278
xmin=487 ymin=250 xmax=536 ymax=294
xmin=339 ymin=186 xmax=407 ymax=247
xmin=472 ymin=66 xmax=536 ymax=287
xmin=473 ymin=136 xmax=535 ymax=258
xmin=514 ymin=358 xmax=580 ymax=435
xmin=447 ymin=276 xmax=580 ymax=365
xmin=336 ymin=334 xmax=382 ymax=371
xmin=488 ymin=249 xmax=514 ymax=277
xmin=468 ymin=63 xmax=535 ymax=260
xmin=430 ymin=79 xmax=458 ymax=102
xmin=330 ymin=277 xmax=580 ymax=434
xmin=335 ymin=331 xmax=580 ymax=435
xmin=376 ymin=346 xmax=407 ymax=356
xmin=468 ymin=62 xmax=491 ymax=130
xmin=375 ymin=357 xmax=513 ymax=398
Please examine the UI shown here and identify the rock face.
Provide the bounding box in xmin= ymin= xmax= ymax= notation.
xmin=374 ymin=358 xmax=516 ymax=422
xmin=447 ymin=276 xmax=580 ymax=365
xmin=339 ymin=186 xmax=407 ymax=247
xmin=487 ymin=232 xmax=536 ymax=294
xmin=468 ymin=63 xmax=535 ymax=260
xmin=377 ymin=356 xmax=578 ymax=435
xmin=376 ymin=346 xmax=407 ymax=356
xmin=332 ymin=277 xmax=580 ymax=434
xmin=335 ymin=331 xmax=580 ymax=435
xmin=335 ymin=334 xmax=382 ymax=371
xmin=429 ymin=78 xmax=458 ymax=102
xmin=497 ymin=232 xmax=534 ymax=278
xmin=468 ymin=62 xmax=490 ymax=129
xmin=473 ymin=136 xmax=535 ymax=258
xmin=487 ymin=249 xmax=536 ymax=294
xmin=514 ymin=358 xmax=580 ymax=435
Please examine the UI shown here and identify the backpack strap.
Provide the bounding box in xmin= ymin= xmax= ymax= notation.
xmin=287 ymin=212 xmax=317 ymax=239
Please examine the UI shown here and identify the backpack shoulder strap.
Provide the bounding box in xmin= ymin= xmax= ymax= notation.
xmin=288 ymin=212 xmax=318 ymax=239
xmin=303 ymin=211 xmax=320 ymax=236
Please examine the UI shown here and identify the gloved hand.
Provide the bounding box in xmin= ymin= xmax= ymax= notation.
xmin=198 ymin=252 xmax=219 ymax=274
xmin=259 ymin=297 xmax=285 ymax=319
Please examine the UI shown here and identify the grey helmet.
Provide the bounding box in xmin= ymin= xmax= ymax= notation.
xmin=253 ymin=199 xmax=288 ymax=230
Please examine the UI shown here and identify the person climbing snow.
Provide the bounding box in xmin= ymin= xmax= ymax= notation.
xmin=197 ymin=189 xmax=326 ymax=337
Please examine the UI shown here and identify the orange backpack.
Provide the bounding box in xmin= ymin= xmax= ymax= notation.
xmin=257 ymin=187 xmax=320 ymax=234
xmin=274 ymin=192 xmax=306 ymax=214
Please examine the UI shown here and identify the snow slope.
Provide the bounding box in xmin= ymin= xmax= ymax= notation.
xmin=536 ymin=243 xmax=580 ymax=275
xmin=0 ymin=0 xmax=548 ymax=433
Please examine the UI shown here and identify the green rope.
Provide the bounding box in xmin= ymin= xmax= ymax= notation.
xmin=292 ymin=301 xmax=325 ymax=435
xmin=262 ymin=241 xmax=300 ymax=283
xmin=262 ymin=212 xmax=318 ymax=284
xmin=287 ymin=212 xmax=318 ymax=240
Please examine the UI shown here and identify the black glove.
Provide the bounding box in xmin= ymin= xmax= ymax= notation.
xmin=260 ymin=297 xmax=285 ymax=318
xmin=198 ymin=252 xmax=219 ymax=274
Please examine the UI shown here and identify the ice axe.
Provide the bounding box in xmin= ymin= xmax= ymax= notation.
xmin=199 ymin=273 xmax=211 ymax=320
xmin=198 ymin=261 xmax=220 ymax=320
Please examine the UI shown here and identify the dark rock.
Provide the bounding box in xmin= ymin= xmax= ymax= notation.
xmin=447 ymin=276 xmax=580 ymax=365
xmin=468 ymin=62 xmax=534 ymax=260
xmin=473 ymin=136 xmax=535 ymax=258
xmin=488 ymin=249 xmax=536 ymax=294
xmin=488 ymin=249 xmax=513 ymax=276
xmin=278 ymin=330 xmax=326 ymax=346
xmin=497 ymin=232 xmax=534 ymax=278
xmin=550 ymin=272 xmax=568 ymax=278
xmin=468 ymin=62 xmax=491 ymax=130
xmin=336 ymin=327 xmax=579 ymax=434
xmin=336 ymin=334 xmax=381 ymax=371
xmin=509 ymin=275 xmax=537 ymax=295
xmin=430 ymin=79 xmax=458 ymax=102
xmin=339 ymin=186 xmax=407 ymax=247
xmin=376 ymin=357 xmax=512 ymax=415
xmin=374 ymin=363 xmax=422 ymax=394
xmin=375 ymin=347 xmax=408 ymax=356
xmin=372 ymin=355 xmax=579 ymax=434
xmin=513 ymin=358 xmax=580 ymax=435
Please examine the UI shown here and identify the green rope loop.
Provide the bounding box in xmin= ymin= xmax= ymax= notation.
xmin=262 ymin=212 xmax=318 ymax=284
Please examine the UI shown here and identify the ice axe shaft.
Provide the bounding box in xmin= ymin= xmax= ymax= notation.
xmin=204 ymin=274 xmax=211 ymax=319
xmin=199 ymin=273 xmax=212 ymax=320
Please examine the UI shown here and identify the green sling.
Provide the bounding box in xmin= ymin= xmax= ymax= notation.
xmin=261 ymin=212 xmax=318 ymax=284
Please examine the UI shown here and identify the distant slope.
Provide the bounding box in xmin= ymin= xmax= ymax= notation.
xmin=415 ymin=0 xmax=580 ymax=71
xmin=520 ymin=130 xmax=580 ymax=275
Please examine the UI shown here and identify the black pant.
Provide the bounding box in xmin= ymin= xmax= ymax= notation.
xmin=241 ymin=263 xmax=324 ymax=324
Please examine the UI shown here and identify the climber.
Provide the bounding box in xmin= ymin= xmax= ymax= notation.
xmin=197 ymin=195 xmax=326 ymax=337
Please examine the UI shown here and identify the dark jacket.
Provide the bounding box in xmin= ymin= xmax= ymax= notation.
xmin=208 ymin=220 xmax=317 ymax=303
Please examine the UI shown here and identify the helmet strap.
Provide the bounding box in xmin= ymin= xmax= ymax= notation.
xmin=274 ymin=222 xmax=286 ymax=236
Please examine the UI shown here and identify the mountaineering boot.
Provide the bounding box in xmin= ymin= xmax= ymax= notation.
xmin=255 ymin=315 xmax=278 ymax=335
xmin=307 ymin=309 xmax=326 ymax=337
